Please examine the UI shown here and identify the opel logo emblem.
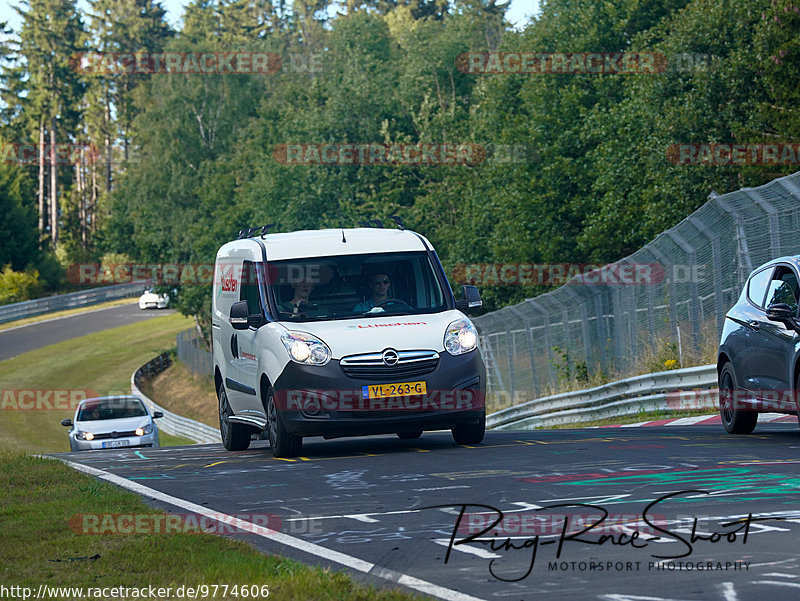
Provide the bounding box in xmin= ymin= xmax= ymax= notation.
xmin=382 ymin=349 xmax=399 ymax=366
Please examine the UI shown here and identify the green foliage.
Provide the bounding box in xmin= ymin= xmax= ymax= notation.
xmin=551 ymin=345 xmax=589 ymax=386
xmin=0 ymin=158 xmax=36 ymax=270
xmin=0 ymin=265 xmax=43 ymax=304
xmin=3 ymin=0 xmax=797 ymax=320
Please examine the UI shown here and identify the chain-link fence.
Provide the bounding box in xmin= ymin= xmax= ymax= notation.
xmin=473 ymin=170 xmax=800 ymax=404
xmin=176 ymin=328 xmax=213 ymax=378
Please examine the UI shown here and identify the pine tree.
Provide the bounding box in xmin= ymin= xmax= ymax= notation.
xmin=12 ymin=0 xmax=85 ymax=248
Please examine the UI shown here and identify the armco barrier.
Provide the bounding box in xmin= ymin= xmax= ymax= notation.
xmin=487 ymin=363 xmax=718 ymax=430
xmin=0 ymin=282 xmax=144 ymax=324
xmin=132 ymin=352 xmax=717 ymax=437
xmin=131 ymin=352 xmax=220 ymax=444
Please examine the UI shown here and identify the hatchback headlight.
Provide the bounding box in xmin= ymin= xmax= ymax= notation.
xmin=444 ymin=319 xmax=478 ymax=355
xmin=135 ymin=424 xmax=154 ymax=436
xmin=280 ymin=331 xmax=331 ymax=365
xmin=75 ymin=431 xmax=94 ymax=441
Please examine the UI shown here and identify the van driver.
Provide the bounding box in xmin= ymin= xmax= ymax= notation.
xmin=353 ymin=273 xmax=391 ymax=312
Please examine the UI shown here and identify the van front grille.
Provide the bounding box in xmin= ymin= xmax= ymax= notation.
xmin=340 ymin=350 xmax=439 ymax=380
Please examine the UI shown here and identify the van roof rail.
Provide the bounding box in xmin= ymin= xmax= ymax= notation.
xmin=357 ymin=215 xmax=405 ymax=230
xmin=236 ymin=223 xmax=276 ymax=240
xmin=235 ymin=218 xmax=407 ymax=240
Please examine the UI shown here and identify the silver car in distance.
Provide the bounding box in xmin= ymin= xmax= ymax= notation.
xmin=61 ymin=396 xmax=163 ymax=451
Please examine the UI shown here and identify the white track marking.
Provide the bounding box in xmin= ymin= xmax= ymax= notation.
xmin=720 ymin=582 xmax=738 ymax=601
xmin=432 ymin=539 xmax=501 ymax=559
xmin=749 ymin=581 xmax=800 ymax=589
xmin=55 ymin=457 xmax=488 ymax=601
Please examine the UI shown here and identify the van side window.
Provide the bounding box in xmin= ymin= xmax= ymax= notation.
xmin=241 ymin=260 xmax=262 ymax=316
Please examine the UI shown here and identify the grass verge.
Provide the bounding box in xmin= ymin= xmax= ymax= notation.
xmin=0 ymin=448 xmax=424 ymax=600
xmin=139 ymin=360 xmax=217 ymax=427
xmin=0 ymin=298 xmax=140 ymax=332
xmin=0 ymin=313 xmax=195 ymax=452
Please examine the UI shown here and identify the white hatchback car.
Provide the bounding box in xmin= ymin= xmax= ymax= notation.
xmin=61 ymin=396 xmax=162 ymax=451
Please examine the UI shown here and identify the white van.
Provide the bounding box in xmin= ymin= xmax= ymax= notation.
xmin=212 ymin=226 xmax=486 ymax=457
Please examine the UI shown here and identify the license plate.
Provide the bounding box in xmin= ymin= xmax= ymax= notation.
xmin=102 ymin=440 xmax=129 ymax=449
xmin=362 ymin=381 xmax=427 ymax=399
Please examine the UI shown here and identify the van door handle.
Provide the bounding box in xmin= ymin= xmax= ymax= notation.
xmin=748 ymin=320 xmax=760 ymax=331
xmin=231 ymin=334 xmax=239 ymax=358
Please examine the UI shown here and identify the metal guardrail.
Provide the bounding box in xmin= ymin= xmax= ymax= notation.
xmin=132 ymin=354 xmax=717 ymax=438
xmin=0 ymin=282 xmax=145 ymax=324
xmin=487 ymin=363 xmax=718 ymax=430
xmin=131 ymin=352 xmax=220 ymax=444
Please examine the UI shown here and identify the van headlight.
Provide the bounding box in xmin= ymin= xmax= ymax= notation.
xmin=280 ymin=331 xmax=332 ymax=365
xmin=444 ymin=319 xmax=478 ymax=355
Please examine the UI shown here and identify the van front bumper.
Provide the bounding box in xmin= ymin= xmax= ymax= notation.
xmin=272 ymin=350 xmax=486 ymax=438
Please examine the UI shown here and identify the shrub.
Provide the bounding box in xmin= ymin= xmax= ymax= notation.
xmin=0 ymin=265 xmax=44 ymax=304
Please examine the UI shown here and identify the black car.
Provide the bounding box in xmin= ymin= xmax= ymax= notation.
xmin=717 ymin=256 xmax=800 ymax=433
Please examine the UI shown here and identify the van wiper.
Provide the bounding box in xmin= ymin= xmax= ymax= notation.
xmin=283 ymin=312 xmax=328 ymax=320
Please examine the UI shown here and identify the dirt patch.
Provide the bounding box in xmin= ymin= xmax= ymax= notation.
xmin=140 ymin=360 xmax=217 ymax=427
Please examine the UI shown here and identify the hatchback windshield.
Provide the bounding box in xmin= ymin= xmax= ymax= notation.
xmin=267 ymin=252 xmax=447 ymax=321
xmin=78 ymin=398 xmax=147 ymax=421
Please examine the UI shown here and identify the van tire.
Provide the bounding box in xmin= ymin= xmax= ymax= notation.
xmin=452 ymin=411 xmax=485 ymax=445
xmin=218 ymin=385 xmax=251 ymax=451
xmin=267 ymin=387 xmax=302 ymax=458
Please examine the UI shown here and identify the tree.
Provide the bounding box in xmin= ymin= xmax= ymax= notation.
xmin=11 ymin=0 xmax=85 ymax=248
xmin=0 ymin=150 xmax=37 ymax=271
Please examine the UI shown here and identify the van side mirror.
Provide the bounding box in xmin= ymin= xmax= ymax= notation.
xmin=766 ymin=302 xmax=799 ymax=330
xmin=455 ymin=285 xmax=482 ymax=312
xmin=229 ymin=301 xmax=250 ymax=330
xmin=61 ymin=419 xmax=73 ymax=427
xmin=248 ymin=314 xmax=266 ymax=328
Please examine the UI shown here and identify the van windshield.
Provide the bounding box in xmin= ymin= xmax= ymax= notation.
xmin=267 ymin=252 xmax=448 ymax=321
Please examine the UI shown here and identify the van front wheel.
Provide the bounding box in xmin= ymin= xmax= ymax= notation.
xmin=452 ymin=412 xmax=485 ymax=445
xmin=267 ymin=388 xmax=302 ymax=458
xmin=218 ymin=385 xmax=251 ymax=451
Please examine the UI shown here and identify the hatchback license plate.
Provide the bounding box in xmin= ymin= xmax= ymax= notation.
xmin=363 ymin=381 xmax=427 ymax=399
xmin=102 ymin=440 xmax=129 ymax=449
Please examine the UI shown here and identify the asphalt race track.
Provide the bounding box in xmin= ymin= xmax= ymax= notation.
xmin=9 ymin=304 xmax=800 ymax=600
xmin=0 ymin=303 xmax=174 ymax=361
xmin=56 ymin=426 xmax=800 ymax=601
